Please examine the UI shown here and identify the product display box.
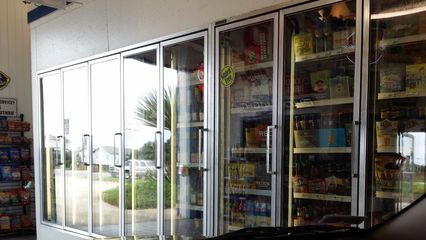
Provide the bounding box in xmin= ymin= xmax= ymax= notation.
xmin=379 ymin=63 xmax=405 ymax=93
xmin=333 ymin=29 xmax=354 ymax=49
xmin=319 ymin=128 xmax=346 ymax=147
xmin=375 ymin=120 xmax=398 ymax=152
xmin=406 ymin=63 xmax=426 ymax=94
xmin=294 ymin=33 xmax=314 ymax=57
xmin=294 ymin=130 xmax=317 ymax=148
xmin=329 ymin=75 xmax=351 ymax=98
xmin=310 ymin=70 xmax=331 ymax=99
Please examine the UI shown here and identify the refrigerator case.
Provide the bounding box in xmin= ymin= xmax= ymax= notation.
xmin=217 ymin=16 xmax=277 ymax=233
xmin=366 ymin=0 xmax=426 ymax=226
xmin=282 ymin=0 xmax=358 ymax=227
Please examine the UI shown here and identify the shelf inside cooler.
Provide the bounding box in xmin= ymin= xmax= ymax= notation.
xmin=225 ymin=189 xmax=272 ymax=197
xmin=176 ymin=162 xmax=202 ymax=168
xmin=295 ymin=97 xmax=353 ymax=109
xmin=377 ymin=91 xmax=426 ymax=100
xmin=176 ymin=203 xmax=203 ymax=211
xmin=176 ymin=121 xmax=203 ymax=128
xmin=231 ymin=148 xmax=271 ymax=154
xmin=295 ymin=46 xmax=355 ymax=63
xmin=231 ymin=105 xmax=272 ymax=114
xmin=376 ymin=147 xmax=398 ymax=153
xmin=233 ymin=61 xmax=273 ymax=73
xmin=378 ymin=33 xmax=426 ymax=48
xmin=293 ymin=192 xmax=351 ymax=203
xmin=177 ymin=79 xmax=204 ymax=87
xmin=375 ymin=191 xmax=403 ymax=199
xmin=293 ymin=147 xmax=352 ymax=154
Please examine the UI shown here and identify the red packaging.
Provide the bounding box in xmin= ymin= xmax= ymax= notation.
xmin=21 ymin=148 xmax=30 ymax=161
xmin=19 ymin=190 xmax=30 ymax=205
xmin=21 ymin=166 xmax=30 ymax=182
xmin=20 ymin=215 xmax=32 ymax=228
xmin=244 ymin=45 xmax=260 ymax=65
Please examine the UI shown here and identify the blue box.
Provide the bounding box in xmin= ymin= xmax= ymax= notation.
xmin=319 ymin=128 xmax=346 ymax=147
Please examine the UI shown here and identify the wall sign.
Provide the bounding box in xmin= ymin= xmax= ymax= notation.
xmin=0 ymin=71 xmax=11 ymax=91
xmin=0 ymin=98 xmax=17 ymax=116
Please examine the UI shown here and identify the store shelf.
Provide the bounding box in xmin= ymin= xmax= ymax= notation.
xmin=293 ymin=192 xmax=351 ymax=203
xmin=231 ymin=105 xmax=272 ymax=114
xmin=375 ymin=191 xmax=403 ymax=199
xmin=224 ymin=176 xmax=255 ymax=181
xmin=177 ymin=79 xmax=203 ymax=87
xmin=295 ymin=97 xmax=353 ymax=109
xmin=176 ymin=162 xmax=201 ymax=168
xmin=295 ymin=47 xmax=355 ymax=63
xmin=231 ymin=148 xmax=270 ymax=154
xmin=379 ymin=33 xmax=426 ymax=48
xmin=234 ymin=61 xmax=273 ymax=73
xmin=293 ymin=147 xmax=351 ymax=154
xmin=226 ymin=189 xmax=271 ymax=197
xmin=177 ymin=121 xmax=203 ymax=128
xmin=376 ymin=147 xmax=397 ymax=153
xmin=176 ymin=203 xmax=203 ymax=211
xmin=377 ymin=91 xmax=426 ymax=100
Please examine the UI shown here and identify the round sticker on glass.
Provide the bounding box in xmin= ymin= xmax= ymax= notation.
xmin=220 ymin=65 xmax=235 ymax=87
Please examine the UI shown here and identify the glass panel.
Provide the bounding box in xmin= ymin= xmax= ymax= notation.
xmin=218 ymin=20 xmax=275 ymax=233
xmin=283 ymin=1 xmax=356 ymax=226
xmin=63 ymin=66 xmax=89 ymax=231
xmin=163 ymin=37 xmax=205 ymax=236
xmin=123 ymin=49 xmax=158 ymax=236
xmin=367 ymin=0 xmax=426 ymax=226
xmin=40 ymin=73 xmax=63 ymax=225
xmin=91 ymin=58 xmax=121 ymax=236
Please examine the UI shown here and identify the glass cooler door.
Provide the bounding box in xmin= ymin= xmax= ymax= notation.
xmin=365 ymin=0 xmax=426 ymax=226
xmin=217 ymin=14 xmax=278 ymax=233
xmin=162 ymin=33 xmax=207 ymax=237
xmin=282 ymin=0 xmax=359 ymax=226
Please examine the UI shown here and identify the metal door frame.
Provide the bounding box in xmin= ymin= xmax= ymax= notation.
xmin=61 ymin=62 xmax=92 ymax=237
xmin=37 ymin=70 xmax=64 ymax=230
xmin=159 ymin=30 xmax=209 ymax=236
xmin=88 ymin=54 xmax=122 ymax=238
xmin=120 ymin=43 xmax=161 ymax=236
xmin=279 ymin=0 xmax=364 ymax=225
xmin=214 ymin=12 xmax=279 ymax=235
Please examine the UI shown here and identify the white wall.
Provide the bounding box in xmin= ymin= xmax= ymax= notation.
xmin=0 ymin=0 xmax=32 ymax=125
xmin=31 ymin=0 xmax=294 ymax=71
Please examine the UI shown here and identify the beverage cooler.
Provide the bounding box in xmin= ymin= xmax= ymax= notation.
xmin=281 ymin=0 xmax=360 ymax=227
xmin=216 ymin=14 xmax=279 ymax=233
xmin=364 ymin=0 xmax=426 ymax=226
xmin=215 ymin=0 xmax=361 ymax=234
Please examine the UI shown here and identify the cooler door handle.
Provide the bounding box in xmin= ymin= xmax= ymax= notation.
xmin=155 ymin=131 xmax=162 ymax=169
xmin=198 ymin=128 xmax=208 ymax=171
xmin=266 ymin=125 xmax=277 ymax=174
xmin=113 ymin=133 xmax=122 ymax=167
xmin=56 ymin=136 xmax=64 ymax=166
xmin=82 ymin=134 xmax=91 ymax=166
